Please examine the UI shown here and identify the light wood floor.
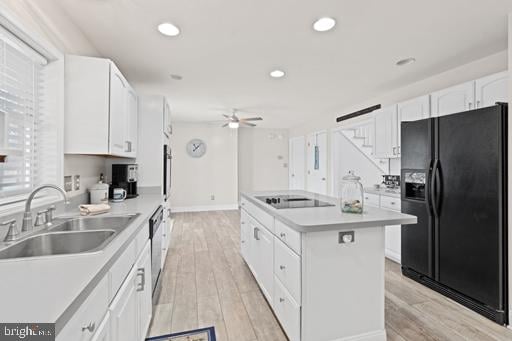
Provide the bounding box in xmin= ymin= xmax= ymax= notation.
xmin=148 ymin=210 xmax=512 ymax=341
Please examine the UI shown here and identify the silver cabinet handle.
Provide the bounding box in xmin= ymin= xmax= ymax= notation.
xmin=279 ymin=298 xmax=285 ymax=303
xmin=392 ymin=147 xmax=397 ymax=155
xmin=253 ymin=227 xmax=260 ymax=241
xmin=280 ymin=232 xmax=286 ymax=238
xmin=82 ymin=322 xmax=95 ymax=333
xmin=137 ymin=268 xmax=145 ymax=292
xmin=280 ymin=265 xmax=286 ymax=270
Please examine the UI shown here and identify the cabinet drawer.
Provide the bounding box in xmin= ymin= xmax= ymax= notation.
xmin=274 ymin=237 xmax=301 ymax=304
xmin=241 ymin=197 xmax=274 ymax=232
xmin=109 ymin=240 xmax=136 ymax=301
xmin=57 ymin=276 xmax=109 ymax=341
xmin=275 ymin=219 xmax=301 ymax=255
xmin=273 ymin=277 xmax=301 ymax=341
xmin=380 ymin=196 xmax=401 ymax=211
xmin=363 ymin=192 xmax=380 ymax=207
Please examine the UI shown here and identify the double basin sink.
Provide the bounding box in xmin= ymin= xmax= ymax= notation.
xmin=0 ymin=214 xmax=140 ymax=260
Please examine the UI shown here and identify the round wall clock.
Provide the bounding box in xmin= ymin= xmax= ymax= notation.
xmin=186 ymin=139 xmax=207 ymax=158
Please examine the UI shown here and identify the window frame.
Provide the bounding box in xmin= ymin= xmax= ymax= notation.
xmin=0 ymin=4 xmax=64 ymax=214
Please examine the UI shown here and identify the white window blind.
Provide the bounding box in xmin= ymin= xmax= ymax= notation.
xmin=0 ymin=26 xmax=53 ymax=199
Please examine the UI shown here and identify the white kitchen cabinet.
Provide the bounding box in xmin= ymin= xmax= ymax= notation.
xmin=396 ymin=95 xmax=430 ymax=156
xmin=91 ymin=313 xmax=110 ymax=341
xmin=374 ymin=105 xmax=398 ymax=158
xmin=240 ymin=209 xmax=252 ymax=265
xmin=65 ymin=55 xmax=137 ymax=157
xmin=136 ymin=241 xmax=152 ymax=341
xmin=430 ymin=81 xmax=475 ymax=117
xmin=475 ymin=71 xmax=508 ymax=108
xmin=251 ymin=218 xmax=274 ymax=303
xmin=110 ymin=266 xmax=138 ymax=341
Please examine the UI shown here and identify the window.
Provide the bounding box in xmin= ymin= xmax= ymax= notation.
xmin=0 ymin=22 xmax=61 ymax=203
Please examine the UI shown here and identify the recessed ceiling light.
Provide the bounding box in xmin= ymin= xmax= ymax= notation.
xmin=396 ymin=57 xmax=416 ymax=66
xmin=313 ymin=17 xmax=336 ymax=32
xmin=270 ymin=69 xmax=285 ymax=78
xmin=158 ymin=22 xmax=180 ymax=37
xmin=170 ymin=74 xmax=183 ymax=80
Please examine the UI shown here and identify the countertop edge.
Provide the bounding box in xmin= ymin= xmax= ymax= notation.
xmin=240 ymin=191 xmax=416 ymax=232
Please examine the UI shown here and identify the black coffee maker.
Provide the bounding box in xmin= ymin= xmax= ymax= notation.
xmin=111 ymin=164 xmax=138 ymax=199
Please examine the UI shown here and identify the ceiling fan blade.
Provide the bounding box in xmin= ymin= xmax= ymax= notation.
xmin=240 ymin=117 xmax=263 ymax=121
xmin=240 ymin=122 xmax=257 ymax=127
xmin=221 ymin=123 xmax=229 ymax=127
xmin=222 ymin=114 xmax=231 ymax=119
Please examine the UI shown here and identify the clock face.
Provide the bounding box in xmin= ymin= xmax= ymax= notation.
xmin=186 ymin=139 xmax=207 ymax=158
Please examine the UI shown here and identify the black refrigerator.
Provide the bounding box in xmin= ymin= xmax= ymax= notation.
xmin=401 ymin=103 xmax=508 ymax=325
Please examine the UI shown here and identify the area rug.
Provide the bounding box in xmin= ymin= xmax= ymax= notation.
xmin=146 ymin=327 xmax=216 ymax=341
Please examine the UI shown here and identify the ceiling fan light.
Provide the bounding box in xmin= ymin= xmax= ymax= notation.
xmin=228 ymin=121 xmax=240 ymax=129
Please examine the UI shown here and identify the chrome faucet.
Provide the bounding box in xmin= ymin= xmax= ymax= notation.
xmin=22 ymin=184 xmax=69 ymax=232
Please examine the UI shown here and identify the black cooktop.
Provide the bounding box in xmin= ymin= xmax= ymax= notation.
xmin=255 ymin=195 xmax=335 ymax=209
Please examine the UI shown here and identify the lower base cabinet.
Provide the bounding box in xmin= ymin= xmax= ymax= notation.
xmin=57 ymin=225 xmax=152 ymax=341
xmin=273 ymin=277 xmax=301 ymax=341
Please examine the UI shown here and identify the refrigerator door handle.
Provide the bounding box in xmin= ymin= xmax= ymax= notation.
xmin=426 ymin=159 xmax=434 ymax=216
xmin=431 ymin=159 xmax=440 ymax=218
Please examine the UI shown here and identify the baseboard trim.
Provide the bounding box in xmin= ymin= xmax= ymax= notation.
xmin=385 ymin=249 xmax=401 ymax=264
xmin=172 ymin=204 xmax=239 ymax=213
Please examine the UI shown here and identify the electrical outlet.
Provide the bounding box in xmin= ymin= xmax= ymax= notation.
xmin=211 ymin=195 xmax=215 ymax=201
xmin=64 ymin=176 xmax=73 ymax=192
xmin=73 ymin=175 xmax=80 ymax=191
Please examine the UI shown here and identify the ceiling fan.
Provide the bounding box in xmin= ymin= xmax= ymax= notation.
xmin=221 ymin=109 xmax=263 ymax=128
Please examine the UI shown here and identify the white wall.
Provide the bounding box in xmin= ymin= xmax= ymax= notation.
xmin=291 ymin=51 xmax=508 ymax=194
xmin=238 ymin=128 xmax=289 ymax=194
xmin=170 ymin=123 xmax=238 ymax=211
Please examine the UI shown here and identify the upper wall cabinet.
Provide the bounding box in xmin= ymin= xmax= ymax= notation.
xmin=396 ymin=95 xmax=431 ymax=155
xmin=374 ymin=105 xmax=398 ymax=159
xmin=430 ymin=81 xmax=475 ymax=117
xmin=65 ymin=55 xmax=138 ymax=157
xmin=475 ymin=71 xmax=508 ymax=109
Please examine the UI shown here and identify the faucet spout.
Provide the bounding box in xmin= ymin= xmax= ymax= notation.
xmin=22 ymin=184 xmax=68 ymax=232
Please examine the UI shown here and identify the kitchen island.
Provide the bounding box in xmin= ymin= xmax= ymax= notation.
xmin=240 ymin=190 xmax=416 ymax=341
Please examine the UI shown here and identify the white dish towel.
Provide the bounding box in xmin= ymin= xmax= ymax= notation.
xmin=79 ymin=204 xmax=111 ymax=216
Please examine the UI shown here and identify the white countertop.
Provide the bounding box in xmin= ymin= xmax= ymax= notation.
xmin=364 ymin=187 xmax=401 ymax=198
xmin=0 ymin=194 xmax=163 ymax=331
xmin=241 ymin=190 xmax=416 ymax=233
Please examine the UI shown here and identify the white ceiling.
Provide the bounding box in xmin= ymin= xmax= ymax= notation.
xmin=49 ymin=0 xmax=512 ymax=128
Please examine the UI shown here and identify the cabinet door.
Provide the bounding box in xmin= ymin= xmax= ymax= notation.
xmin=125 ymin=88 xmax=138 ymax=157
xmin=136 ymin=241 xmax=152 ymax=340
xmin=240 ymin=210 xmax=252 ymax=265
xmin=475 ymin=71 xmax=508 ymax=109
xmin=397 ymin=95 xmax=430 ymax=156
xmin=253 ymin=223 xmax=274 ymax=303
xmin=430 ymin=81 xmax=475 ymax=117
xmin=110 ymin=267 xmax=138 ymax=341
xmin=91 ymin=313 xmax=110 ymax=341
xmin=374 ymin=105 xmax=398 ymax=158
xmin=109 ymin=64 xmax=128 ymax=156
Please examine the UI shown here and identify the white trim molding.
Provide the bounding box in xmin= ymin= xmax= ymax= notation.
xmin=172 ymin=204 xmax=239 ymax=213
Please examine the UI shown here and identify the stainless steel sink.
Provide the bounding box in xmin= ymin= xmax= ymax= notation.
xmin=50 ymin=214 xmax=139 ymax=233
xmin=0 ymin=230 xmax=115 ymax=260
xmin=0 ymin=213 xmax=140 ymax=260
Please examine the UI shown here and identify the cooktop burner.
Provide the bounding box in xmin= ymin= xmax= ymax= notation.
xmin=255 ymin=195 xmax=335 ymax=209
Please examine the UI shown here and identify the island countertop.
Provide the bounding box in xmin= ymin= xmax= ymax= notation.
xmin=240 ymin=190 xmax=417 ymax=232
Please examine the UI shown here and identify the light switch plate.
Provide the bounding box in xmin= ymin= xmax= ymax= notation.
xmin=73 ymin=175 xmax=80 ymax=191
xmin=64 ymin=176 xmax=72 ymax=192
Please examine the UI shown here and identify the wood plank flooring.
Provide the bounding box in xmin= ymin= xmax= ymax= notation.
xmin=148 ymin=211 xmax=512 ymax=341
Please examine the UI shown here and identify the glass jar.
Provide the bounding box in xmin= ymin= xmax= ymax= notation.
xmin=340 ymin=171 xmax=364 ymax=214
